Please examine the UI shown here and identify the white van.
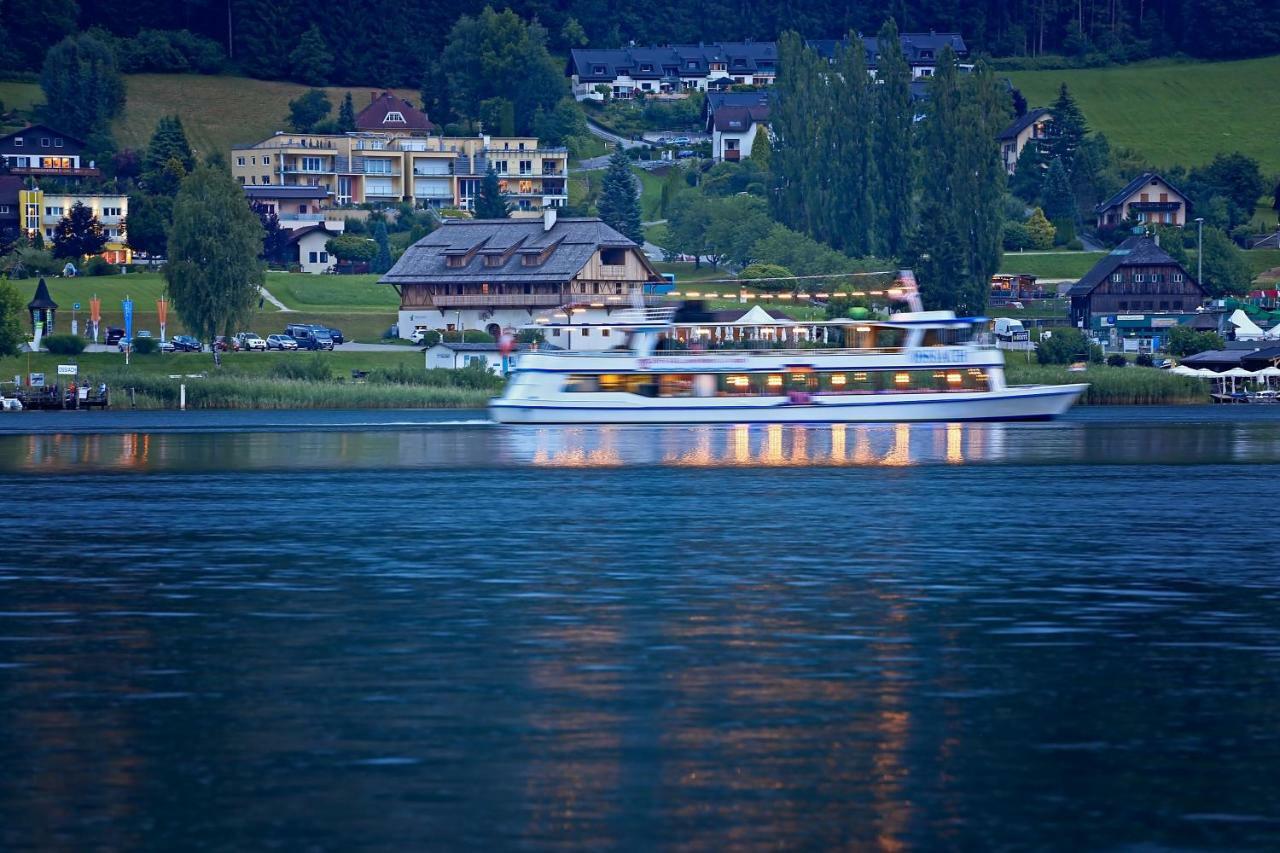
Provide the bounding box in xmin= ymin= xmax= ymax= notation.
xmin=993 ymin=318 xmax=1030 ymax=342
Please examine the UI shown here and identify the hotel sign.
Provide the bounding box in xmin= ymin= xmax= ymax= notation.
xmin=910 ymin=347 xmax=968 ymax=364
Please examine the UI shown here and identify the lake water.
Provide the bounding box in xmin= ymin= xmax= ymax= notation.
xmin=2 ymin=407 xmax=1280 ymax=849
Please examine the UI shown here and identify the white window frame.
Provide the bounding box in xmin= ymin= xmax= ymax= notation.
xmin=384 ymin=111 xmax=406 ymax=123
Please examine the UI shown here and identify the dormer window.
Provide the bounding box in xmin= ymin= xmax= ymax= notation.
xmin=384 ymin=111 xmax=406 ymax=124
xmin=484 ymin=255 xmax=504 ymax=267
xmin=593 ymin=65 xmax=606 ymax=74
xmin=446 ymin=256 xmax=466 ymax=268
xmin=640 ymin=64 xmax=653 ymax=72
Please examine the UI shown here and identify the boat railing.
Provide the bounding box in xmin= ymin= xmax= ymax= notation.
xmin=529 ymin=344 xmax=995 ymax=358
xmin=609 ymin=307 xmax=678 ymax=326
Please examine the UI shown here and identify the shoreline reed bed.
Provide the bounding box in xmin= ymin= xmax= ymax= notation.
xmin=1005 ymin=363 xmax=1210 ymax=404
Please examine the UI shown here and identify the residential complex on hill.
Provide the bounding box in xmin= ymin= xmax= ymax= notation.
xmin=569 ymin=33 xmax=966 ymax=99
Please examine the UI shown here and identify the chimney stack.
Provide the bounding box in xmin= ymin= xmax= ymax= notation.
xmin=370 ymin=91 xmax=377 ymax=104
xmin=543 ymin=207 xmax=557 ymax=232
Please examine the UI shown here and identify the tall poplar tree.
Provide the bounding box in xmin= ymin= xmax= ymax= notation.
xmin=873 ymin=18 xmax=916 ymax=259
xmin=770 ymin=32 xmax=825 ymax=240
xmin=597 ymin=149 xmax=643 ymax=244
xmin=832 ymin=32 xmax=875 ymax=256
xmin=338 ymin=92 xmax=357 ymax=132
xmin=165 ymin=165 xmax=265 ymax=354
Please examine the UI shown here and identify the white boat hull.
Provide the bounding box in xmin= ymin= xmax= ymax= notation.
xmin=490 ymin=384 xmax=1088 ymax=425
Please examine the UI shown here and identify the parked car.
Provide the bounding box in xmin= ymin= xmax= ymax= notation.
xmin=236 ymin=332 xmax=267 ymax=351
xmin=156 ymin=339 xmax=176 ymax=353
xmin=171 ymin=335 xmax=202 ymax=352
xmin=117 ymin=337 xmax=131 ymax=352
xmin=286 ymin=323 xmax=334 ymax=350
xmin=213 ymin=335 xmax=239 ymax=352
xmin=105 ymin=327 xmax=125 ymax=345
xmin=325 ymin=327 xmax=344 ymax=345
xmin=266 ymin=334 xmax=298 ymax=350
xmin=676 ymin=149 xmax=696 ymax=158
xmin=673 ymin=135 xmax=691 ymax=144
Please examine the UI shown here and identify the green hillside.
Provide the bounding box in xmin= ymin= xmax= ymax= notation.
xmin=0 ymin=75 xmax=418 ymax=159
xmin=1006 ymin=55 xmax=1280 ymax=173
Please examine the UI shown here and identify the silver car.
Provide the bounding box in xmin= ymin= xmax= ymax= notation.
xmin=266 ymin=334 xmax=298 ymax=351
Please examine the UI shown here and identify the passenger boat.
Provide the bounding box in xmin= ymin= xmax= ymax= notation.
xmin=489 ymin=282 xmax=1087 ymax=425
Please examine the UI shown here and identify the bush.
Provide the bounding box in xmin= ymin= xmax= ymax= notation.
xmin=131 ymin=336 xmax=159 ymax=354
xmin=1066 ymin=238 xmax=1084 ymax=251
xmin=1036 ymin=328 xmax=1103 ymax=365
xmin=1135 ymin=353 xmax=1154 ymax=367
xmin=269 ymin=353 xmax=332 ymax=381
xmin=44 ymin=333 xmax=87 ymax=355
xmin=1002 ymin=221 xmax=1034 ymax=251
xmin=83 ymin=256 xmax=120 ymax=276
xmin=1166 ymin=325 xmax=1224 ymax=357
xmin=1106 ymin=353 xmax=1128 ymax=367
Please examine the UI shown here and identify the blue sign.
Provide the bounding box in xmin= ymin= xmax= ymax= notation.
xmin=73 ymin=302 xmax=81 ymax=311
xmin=122 ymin=298 xmax=134 ymax=341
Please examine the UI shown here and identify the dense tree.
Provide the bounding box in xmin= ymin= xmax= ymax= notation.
xmin=910 ymin=51 xmax=1007 ymax=314
xmin=289 ymin=24 xmax=332 ymax=86
xmin=125 ymin=193 xmax=173 ymax=257
xmin=872 ymin=18 xmax=915 ymax=259
xmin=39 ymin=32 xmax=126 ymax=141
xmin=475 ymin=166 xmax=512 ymax=219
xmin=1042 ymin=157 xmax=1077 ymax=244
xmin=1026 ymin=207 xmax=1056 ymax=249
xmin=597 ymin=149 xmax=643 ymax=245
xmin=52 ymin=202 xmax=108 ymax=261
xmin=1187 ymin=152 xmax=1267 ymax=231
xmin=1045 ymin=84 xmax=1088 ymax=172
xmin=338 ymin=93 xmax=356 ymax=133
xmin=326 ymin=234 xmax=377 ymax=263
xmin=560 ymin=17 xmax=589 ymax=48
xmin=1197 ymin=226 xmax=1251 ymax=296
xmin=666 ymin=192 xmax=712 ymax=268
xmin=1009 ymin=139 xmax=1047 ymax=203
xmin=441 ymin=7 xmax=569 ymax=135
xmin=703 ymin=196 xmax=774 ymax=266
xmin=830 ymin=32 xmax=875 ymax=256
xmin=0 ymin=278 xmax=25 ymax=356
xmin=142 ymin=116 xmax=196 ymax=193
xmin=370 ymin=221 xmax=392 ymax=274
xmin=251 ymin=202 xmax=290 ymax=264
xmin=288 ymin=89 xmax=332 ymax=133
xmin=533 ymin=98 xmax=588 ymax=148
xmin=165 ymin=164 xmax=265 ymax=354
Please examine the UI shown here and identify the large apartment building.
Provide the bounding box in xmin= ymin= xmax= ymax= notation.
xmin=12 ymin=187 xmax=130 ymax=263
xmin=230 ymin=132 xmax=568 ymax=217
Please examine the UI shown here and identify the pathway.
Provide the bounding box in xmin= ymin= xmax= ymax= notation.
xmin=259 ymin=284 xmax=293 ymax=312
xmin=585 ymin=119 xmax=643 ymax=150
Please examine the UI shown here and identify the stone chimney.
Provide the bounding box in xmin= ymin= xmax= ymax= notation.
xmin=543 ymin=207 xmax=557 ymax=232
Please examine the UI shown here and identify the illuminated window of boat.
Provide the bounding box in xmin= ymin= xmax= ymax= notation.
xmin=947 ymin=372 xmax=963 ymax=384
xmin=831 ymin=374 xmax=846 ymax=386
xmin=894 ymin=373 xmax=911 ymax=385
xmin=853 ymin=372 xmax=868 ymax=382
xmin=766 ymin=375 xmax=783 ymax=388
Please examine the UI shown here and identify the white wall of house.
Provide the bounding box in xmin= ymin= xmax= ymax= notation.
xmin=398 ymin=306 xmax=622 ymax=344
xmin=296 ymin=230 xmax=334 ymax=274
xmin=424 ymin=345 xmax=511 ymax=371
xmin=712 ymin=123 xmax=761 ymax=161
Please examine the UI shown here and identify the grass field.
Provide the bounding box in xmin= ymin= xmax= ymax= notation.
xmin=0 ymin=75 xmax=417 ymax=159
xmin=999 ymin=251 xmax=1104 ymax=279
xmin=1006 ymin=55 xmax=1280 ymax=172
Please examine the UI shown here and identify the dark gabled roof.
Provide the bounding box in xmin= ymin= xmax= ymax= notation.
xmin=380 ymin=217 xmax=658 ymax=285
xmin=243 ymin=185 xmax=330 ymax=199
xmin=711 ymin=104 xmax=770 ymax=132
xmin=1096 ymin=172 xmax=1190 ymax=214
xmin=28 ymin=278 xmax=58 ymax=310
xmin=808 ymin=33 xmax=968 ymax=65
xmin=1241 ymin=345 xmax=1280 ymax=366
xmin=997 ymin=108 xmax=1051 ymax=141
xmin=706 ymin=90 xmax=772 ymax=111
xmin=0 ymin=174 xmax=22 ymax=205
xmin=284 ymin=224 xmax=330 ymax=245
xmin=355 ymin=92 xmax=433 ymax=133
xmin=1069 ymin=236 xmax=1203 ymax=297
xmin=1179 ymin=349 xmax=1248 ymax=368
xmin=0 ymin=123 xmax=87 ymax=151
xmin=570 ymin=41 xmax=779 ymax=81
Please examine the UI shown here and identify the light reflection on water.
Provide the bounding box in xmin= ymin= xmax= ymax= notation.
xmin=2 ymin=408 xmax=1280 ymax=848
xmin=6 ymin=415 xmax=1280 ymax=473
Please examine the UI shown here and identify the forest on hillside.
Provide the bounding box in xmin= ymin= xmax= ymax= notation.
xmin=3 ymin=0 xmax=1278 ymax=89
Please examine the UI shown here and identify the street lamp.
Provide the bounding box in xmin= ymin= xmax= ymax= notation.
xmin=1195 ymin=217 xmax=1204 ymax=286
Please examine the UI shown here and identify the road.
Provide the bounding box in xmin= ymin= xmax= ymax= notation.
xmin=585 ymin=119 xmax=644 ymax=151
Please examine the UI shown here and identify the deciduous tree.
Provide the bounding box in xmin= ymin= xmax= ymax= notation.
xmin=164 ymin=165 xmax=265 ymax=356
xmin=39 ymin=32 xmax=126 ymax=140
xmin=0 ymin=280 xmax=24 ymax=357
xmin=289 ymin=24 xmax=332 ymax=86
xmin=124 ymin=193 xmax=173 ymax=257
xmin=288 ymin=89 xmax=332 ymax=132
xmin=52 ymin=202 xmax=108 ymax=261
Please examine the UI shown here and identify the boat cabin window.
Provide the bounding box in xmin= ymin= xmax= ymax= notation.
xmin=563 ymin=369 xmax=990 ymax=397
xmin=921 ymin=326 xmax=975 ymax=346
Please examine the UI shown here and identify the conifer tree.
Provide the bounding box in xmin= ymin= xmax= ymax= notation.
xmin=370 ymin=221 xmax=392 ymax=274
xmin=1043 ymin=157 xmax=1077 ymax=244
xmin=749 ymin=130 xmax=772 ymax=171
xmin=873 ymin=18 xmax=916 ymax=259
xmin=338 ymin=93 xmax=356 ymax=132
xmin=142 ymin=116 xmax=196 ymax=195
xmin=1009 ymin=138 xmax=1047 ymax=204
xmin=51 ymin=202 xmax=107 ymax=261
xmin=290 ymin=25 xmax=333 ymax=87
xmin=475 ymin=166 xmax=511 ymax=219
xmin=165 ymin=165 xmax=265 ymax=356
xmin=1046 ymin=84 xmax=1088 ymax=171
xmin=1025 ymin=207 xmax=1056 ymax=249
xmin=597 ymin=149 xmax=643 ymax=244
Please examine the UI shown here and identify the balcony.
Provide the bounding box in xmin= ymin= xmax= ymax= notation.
xmin=723 ymin=149 xmax=741 ymax=162
xmin=424 ymin=293 xmax=565 ymax=308
xmin=7 ymin=166 xmax=101 ymax=178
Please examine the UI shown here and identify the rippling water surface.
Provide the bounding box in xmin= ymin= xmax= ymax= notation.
xmin=2 ymin=407 xmax=1280 ymax=849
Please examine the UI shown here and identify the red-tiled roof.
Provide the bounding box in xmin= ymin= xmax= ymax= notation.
xmin=355 ymin=92 xmax=433 ymax=132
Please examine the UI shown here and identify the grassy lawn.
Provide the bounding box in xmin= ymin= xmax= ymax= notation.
xmin=998 ymin=251 xmax=1104 ymax=279
xmin=1 ymin=349 xmax=424 ymax=382
xmin=0 ymin=75 xmax=417 ymax=158
xmin=1006 ymin=55 xmax=1280 ymax=172
xmin=646 ymin=222 xmax=671 ymax=248
xmin=632 ymin=166 xmax=666 ymax=221
xmin=1243 ymin=248 xmax=1280 ymax=280
xmin=265 ymin=272 xmax=398 ymax=310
